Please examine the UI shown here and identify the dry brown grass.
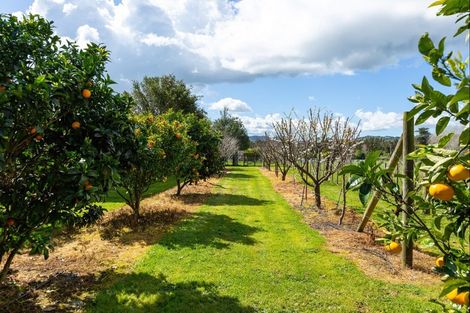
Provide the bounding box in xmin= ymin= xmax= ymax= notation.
xmin=0 ymin=179 xmax=217 ymax=313
xmin=260 ymin=168 xmax=439 ymax=286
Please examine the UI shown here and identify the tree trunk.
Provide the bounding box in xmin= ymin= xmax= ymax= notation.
xmin=281 ymin=172 xmax=287 ymax=181
xmin=133 ymin=196 xmax=141 ymax=219
xmin=176 ymin=179 xmax=183 ymax=196
xmin=314 ymin=183 xmax=321 ymax=209
xmin=0 ymin=239 xmax=24 ymax=282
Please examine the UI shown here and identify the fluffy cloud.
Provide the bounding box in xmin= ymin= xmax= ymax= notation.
xmin=209 ymin=97 xmax=252 ymax=112
xmin=237 ymin=113 xmax=283 ymax=135
xmin=355 ymin=109 xmax=451 ymax=131
xmin=355 ymin=109 xmax=402 ymax=131
xmin=75 ymin=24 xmax=100 ymax=48
xmin=22 ymin=0 xmax=459 ymax=88
xmin=62 ymin=3 xmax=77 ymax=15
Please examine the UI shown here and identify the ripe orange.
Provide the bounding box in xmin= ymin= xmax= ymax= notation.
xmin=385 ymin=241 xmax=402 ymax=254
xmin=447 ymin=164 xmax=470 ymax=181
xmin=83 ymin=180 xmax=93 ymax=191
xmin=447 ymin=288 xmax=469 ymax=306
xmin=35 ymin=134 xmax=44 ymax=141
xmin=82 ymin=89 xmax=91 ymax=99
xmin=71 ymin=121 xmax=81 ymax=129
xmin=6 ymin=217 xmax=15 ymax=226
xmin=175 ymin=133 xmax=182 ymax=140
xmin=435 ymin=256 xmax=444 ymax=268
xmin=429 ymin=183 xmax=454 ymax=201
xmin=30 ymin=127 xmax=37 ymax=135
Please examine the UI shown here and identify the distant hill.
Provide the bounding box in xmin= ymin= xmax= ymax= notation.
xmin=249 ymin=135 xmax=268 ymax=142
xmin=358 ymin=135 xmax=400 ymax=141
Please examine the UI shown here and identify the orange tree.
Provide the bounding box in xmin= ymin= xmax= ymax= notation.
xmin=341 ymin=0 xmax=469 ymax=310
xmin=116 ymin=111 xmax=196 ymax=219
xmin=0 ymin=15 xmax=133 ymax=281
xmin=164 ymin=111 xmax=223 ymax=195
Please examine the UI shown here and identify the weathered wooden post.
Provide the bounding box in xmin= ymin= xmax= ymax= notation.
xmin=402 ymin=111 xmax=414 ymax=268
xmin=356 ymin=135 xmax=403 ymax=232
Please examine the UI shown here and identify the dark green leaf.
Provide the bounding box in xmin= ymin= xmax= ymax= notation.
xmin=435 ymin=116 xmax=450 ymax=135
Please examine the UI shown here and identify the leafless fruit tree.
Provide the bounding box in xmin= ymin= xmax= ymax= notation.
xmin=258 ymin=135 xmax=291 ymax=180
xmin=273 ymin=108 xmax=360 ymax=208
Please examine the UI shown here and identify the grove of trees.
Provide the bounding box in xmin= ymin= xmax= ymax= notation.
xmin=0 ymin=14 xmax=225 ymax=281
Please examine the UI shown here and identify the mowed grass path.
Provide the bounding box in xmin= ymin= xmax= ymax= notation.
xmin=91 ymin=167 xmax=439 ymax=313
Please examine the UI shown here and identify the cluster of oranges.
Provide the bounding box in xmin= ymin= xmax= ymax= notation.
xmin=28 ymin=88 xmax=91 ymax=141
xmin=384 ymin=243 xmax=469 ymax=306
xmin=428 ymin=164 xmax=469 ymax=201
xmin=384 ymin=164 xmax=469 ymax=307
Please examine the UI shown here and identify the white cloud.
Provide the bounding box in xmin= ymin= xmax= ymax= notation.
xmin=209 ymin=97 xmax=252 ymax=112
xmin=24 ymin=0 xmax=461 ymax=86
xmin=62 ymin=3 xmax=78 ymax=15
xmin=237 ymin=113 xmax=283 ymax=135
xmin=355 ymin=109 xmax=402 ymax=131
xmin=75 ymin=24 xmax=100 ymax=48
xmin=355 ymin=109 xmax=453 ymax=131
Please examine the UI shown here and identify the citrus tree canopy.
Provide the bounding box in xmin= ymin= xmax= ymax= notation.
xmin=0 ymin=14 xmax=133 ymax=281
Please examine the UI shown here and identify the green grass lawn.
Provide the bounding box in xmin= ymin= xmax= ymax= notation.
xmin=97 ymin=177 xmax=177 ymax=211
xmin=90 ymin=167 xmax=440 ymax=313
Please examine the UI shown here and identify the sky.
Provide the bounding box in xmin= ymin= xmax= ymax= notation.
xmin=1 ymin=0 xmax=467 ymax=136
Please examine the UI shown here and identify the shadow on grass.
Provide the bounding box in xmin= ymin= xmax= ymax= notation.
xmin=205 ymin=193 xmax=271 ymax=206
xmin=90 ymin=272 xmax=256 ymax=313
xmin=177 ymin=192 xmax=270 ymax=206
xmin=158 ymin=212 xmax=261 ymax=249
xmin=99 ymin=207 xmax=188 ymax=245
xmin=225 ymin=173 xmax=255 ymax=179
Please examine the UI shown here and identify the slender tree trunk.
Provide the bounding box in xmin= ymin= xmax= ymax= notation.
xmin=339 ymin=175 xmax=347 ymax=225
xmin=0 ymin=238 xmax=24 ymax=282
xmin=281 ymin=172 xmax=287 ymax=181
xmin=314 ymin=183 xmax=321 ymax=209
xmin=176 ymin=179 xmax=183 ymax=196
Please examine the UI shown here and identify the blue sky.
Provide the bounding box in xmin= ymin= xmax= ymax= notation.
xmin=1 ymin=0 xmax=467 ymax=135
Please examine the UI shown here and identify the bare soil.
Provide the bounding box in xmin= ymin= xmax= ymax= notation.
xmin=260 ymin=168 xmax=439 ymax=286
xmin=0 ymin=179 xmax=217 ymax=313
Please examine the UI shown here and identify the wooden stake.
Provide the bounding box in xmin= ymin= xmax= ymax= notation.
xmin=401 ymin=111 xmax=414 ymax=268
xmin=356 ymin=135 xmax=403 ymax=232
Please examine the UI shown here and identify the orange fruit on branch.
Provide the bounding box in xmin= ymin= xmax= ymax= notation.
xmin=435 ymin=256 xmax=444 ymax=268
xmin=385 ymin=241 xmax=402 ymax=254
xmin=447 ymin=288 xmax=469 ymax=306
xmin=175 ymin=133 xmax=182 ymax=140
xmin=447 ymin=164 xmax=470 ymax=181
xmin=82 ymin=89 xmax=91 ymax=99
xmin=429 ymin=183 xmax=454 ymax=201
xmin=71 ymin=121 xmax=81 ymax=129
xmin=29 ymin=127 xmax=37 ymax=135
xmin=35 ymin=134 xmax=44 ymax=141
xmin=6 ymin=217 xmax=15 ymax=226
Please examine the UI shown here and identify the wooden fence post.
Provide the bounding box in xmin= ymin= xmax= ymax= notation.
xmin=402 ymin=111 xmax=414 ymax=268
xmin=356 ymin=135 xmax=403 ymax=232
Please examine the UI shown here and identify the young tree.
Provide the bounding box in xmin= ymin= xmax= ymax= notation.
xmin=164 ymin=111 xmax=223 ymax=195
xmin=219 ymin=133 xmax=239 ymax=163
xmin=214 ymin=109 xmax=250 ymax=165
xmin=258 ymin=136 xmax=291 ymax=180
xmin=114 ymin=114 xmax=172 ymax=218
xmin=0 ymin=14 xmax=132 ymax=281
xmin=273 ymin=109 xmax=360 ymax=208
xmin=132 ymin=75 xmax=205 ymax=117
xmin=415 ymin=127 xmax=431 ymax=145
